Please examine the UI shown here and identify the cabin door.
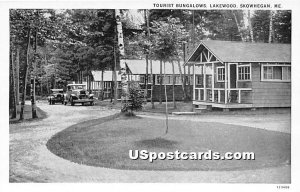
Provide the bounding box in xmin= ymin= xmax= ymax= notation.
xmin=229 ymin=64 xmax=237 ymax=88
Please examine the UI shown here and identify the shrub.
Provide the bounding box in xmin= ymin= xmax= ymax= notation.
xmin=121 ymin=82 xmax=146 ymax=114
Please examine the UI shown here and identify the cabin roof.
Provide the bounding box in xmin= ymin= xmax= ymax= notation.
xmin=187 ymin=40 xmax=291 ymax=63
xmin=91 ymin=71 xmax=121 ymax=81
xmin=125 ymin=59 xmax=185 ymax=75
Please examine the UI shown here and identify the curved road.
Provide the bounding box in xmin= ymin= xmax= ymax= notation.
xmin=9 ymin=101 xmax=290 ymax=183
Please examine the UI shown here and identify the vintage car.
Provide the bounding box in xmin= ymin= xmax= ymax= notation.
xmin=48 ymin=89 xmax=64 ymax=105
xmin=64 ymin=84 xmax=94 ymax=106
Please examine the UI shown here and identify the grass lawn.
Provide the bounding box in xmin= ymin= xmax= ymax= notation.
xmin=47 ymin=115 xmax=290 ymax=171
xmin=142 ymin=101 xmax=194 ymax=114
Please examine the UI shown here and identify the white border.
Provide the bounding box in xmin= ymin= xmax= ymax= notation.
xmin=1 ymin=1 xmax=300 ymax=192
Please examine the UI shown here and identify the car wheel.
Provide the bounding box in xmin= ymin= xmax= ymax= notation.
xmin=70 ymin=98 xmax=74 ymax=106
xmin=81 ymin=102 xmax=84 ymax=106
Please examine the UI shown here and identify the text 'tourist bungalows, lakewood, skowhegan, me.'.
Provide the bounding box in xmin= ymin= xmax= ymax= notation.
xmin=153 ymin=3 xmax=281 ymax=9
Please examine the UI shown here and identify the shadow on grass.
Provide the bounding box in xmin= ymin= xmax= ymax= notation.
xmin=9 ymin=104 xmax=48 ymax=124
xmin=135 ymin=137 xmax=179 ymax=149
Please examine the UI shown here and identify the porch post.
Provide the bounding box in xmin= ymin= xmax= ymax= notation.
xmin=211 ymin=63 xmax=215 ymax=102
xmin=193 ymin=64 xmax=195 ymax=100
xmin=238 ymin=89 xmax=241 ymax=103
xmin=224 ymin=62 xmax=228 ymax=104
xmin=203 ymin=63 xmax=207 ymax=101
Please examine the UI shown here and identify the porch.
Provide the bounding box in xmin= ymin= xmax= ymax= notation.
xmin=188 ymin=43 xmax=253 ymax=109
xmin=193 ymin=87 xmax=253 ymax=109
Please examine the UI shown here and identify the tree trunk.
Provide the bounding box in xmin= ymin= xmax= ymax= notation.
xmin=144 ymin=9 xmax=149 ymax=100
xmin=87 ymin=70 xmax=91 ymax=93
xmin=10 ymin=49 xmax=17 ymax=118
xmin=43 ymin=51 xmax=47 ymax=95
xmin=31 ymin=29 xmax=38 ymax=119
xmin=111 ymin=71 xmax=114 ymax=103
xmin=115 ymin=9 xmax=128 ymax=112
xmin=16 ymin=47 xmax=20 ymax=105
xmin=248 ymin=10 xmax=254 ymax=42
xmin=101 ymin=70 xmax=104 ymax=100
xmin=20 ymin=28 xmax=31 ymax=120
xmin=46 ymin=78 xmax=49 ymax=94
xmin=171 ymin=60 xmax=176 ymax=109
xmin=145 ymin=9 xmax=154 ymax=109
xmin=192 ymin=10 xmax=195 ymax=48
xmin=159 ymin=59 xmax=163 ymax=104
xmin=145 ymin=54 xmax=149 ymax=98
xmin=113 ymin=44 xmax=118 ymax=104
xmin=232 ymin=10 xmax=245 ymax=42
xmin=177 ymin=59 xmax=186 ymax=101
xmin=269 ymin=10 xmax=274 ymax=43
xmin=164 ymin=61 xmax=169 ymax=134
xmin=183 ymin=43 xmax=187 ymax=101
xmin=188 ymin=65 xmax=192 ymax=100
xmin=150 ymin=59 xmax=155 ymax=109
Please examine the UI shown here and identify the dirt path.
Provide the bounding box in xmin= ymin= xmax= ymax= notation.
xmin=9 ymin=101 xmax=290 ymax=183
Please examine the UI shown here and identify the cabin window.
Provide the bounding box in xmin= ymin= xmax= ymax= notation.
xmin=238 ymin=65 xmax=251 ymax=81
xmin=156 ymin=75 xmax=162 ymax=84
xmin=156 ymin=75 xmax=183 ymax=85
xmin=147 ymin=75 xmax=152 ymax=84
xmin=217 ymin=67 xmax=225 ymax=82
xmin=173 ymin=75 xmax=182 ymax=84
xmin=262 ymin=64 xmax=291 ymax=81
xmin=184 ymin=76 xmax=193 ymax=85
xmin=164 ymin=76 xmax=172 ymax=84
xmin=139 ymin=75 xmax=145 ymax=84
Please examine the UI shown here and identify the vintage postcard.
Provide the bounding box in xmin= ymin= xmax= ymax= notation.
xmin=1 ymin=0 xmax=299 ymax=192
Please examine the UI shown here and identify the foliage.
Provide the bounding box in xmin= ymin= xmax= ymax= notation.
xmin=151 ymin=17 xmax=188 ymax=61
xmin=122 ymin=82 xmax=146 ymax=114
xmin=9 ymin=9 xmax=291 ymax=112
xmin=252 ymin=10 xmax=291 ymax=43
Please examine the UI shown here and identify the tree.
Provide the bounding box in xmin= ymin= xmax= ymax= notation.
xmin=247 ymin=10 xmax=254 ymax=42
xmin=144 ymin=10 xmax=149 ymax=100
xmin=145 ymin=10 xmax=155 ymax=109
xmin=273 ymin=10 xmax=291 ymax=43
xmin=10 ymin=49 xmax=17 ymax=118
xmin=151 ymin=17 xmax=187 ymax=104
xmin=115 ymin=9 xmax=129 ymax=112
xmin=268 ymin=10 xmax=274 ymax=43
xmin=252 ymin=10 xmax=290 ymax=43
xmin=20 ymin=27 xmax=31 ymax=120
xmin=171 ymin=61 xmax=176 ymax=109
xmin=10 ymin=9 xmax=67 ymax=119
xmin=123 ymin=82 xmax=146 ymax=116
xmin=151 ymin=17 xmax=188 ymax=133
xmin=232 ymin=10 xmax=245 ymax=42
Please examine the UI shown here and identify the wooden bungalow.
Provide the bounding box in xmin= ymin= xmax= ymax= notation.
xmin=89 ymin=71 xmax=122 ymax=99
xmin=185 ymin=40 xmax=291 ymax=110
xmin=125 ymin=59 xmax=193 ymax=101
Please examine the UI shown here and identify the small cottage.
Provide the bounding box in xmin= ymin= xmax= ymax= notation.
xmin=90 ymin=71 xmax=122 ymax=99
xmin=185 ymin=40 xmax=291 ymax=109
xmin=125 ymin=59 xmax=193 ymax=101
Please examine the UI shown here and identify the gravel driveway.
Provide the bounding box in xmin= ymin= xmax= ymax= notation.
xmin=9 ymin=101 xmax=291 ymax=183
